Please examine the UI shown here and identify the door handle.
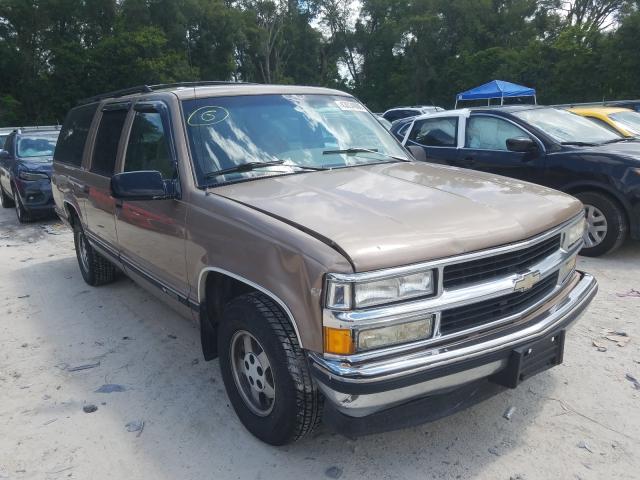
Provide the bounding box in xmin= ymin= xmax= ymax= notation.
xmin=114 ymin=199 xmax=123 ymax=209
xmin=83 ymin=185 xmax=90 ymax=194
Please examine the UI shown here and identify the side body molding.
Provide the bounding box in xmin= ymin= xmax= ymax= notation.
xmin=197 ymin=266 xmax=305 ymax=349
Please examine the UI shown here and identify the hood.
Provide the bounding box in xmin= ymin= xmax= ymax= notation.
xmin=571 ymin=141 xmax=640 ymax=161
xmin=214 ymin=162 xmax=582 ymax=272
xmin=18 ymin=157 xmax=54 ymax=173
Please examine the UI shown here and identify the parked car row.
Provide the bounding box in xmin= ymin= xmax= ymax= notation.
xmin=393 ymin=105 xmax=640 ymax=257
xmin=0 ymin=126 xmax=60 ymax=222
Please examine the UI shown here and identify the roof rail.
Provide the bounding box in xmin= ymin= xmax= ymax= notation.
xmin=15 ymin=125 xmax=61 ymax=134
xmin=148 ymin=81 xmax=253 ymax=90
xmin=78 ymin=85 xmax=154 ymax=105
xmin=77 ymin=81 xmax=253 ymax=105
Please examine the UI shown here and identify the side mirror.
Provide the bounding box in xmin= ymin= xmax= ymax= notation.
xmin=407 ymin=145 xmax=427 ymax=162
xmin=506 ymin=137 xmax=537 ymax=153
xmin=111 ymin=171 xmax=174 ymax=201
xmin=0 ymin=150 xmax=10 ymax=160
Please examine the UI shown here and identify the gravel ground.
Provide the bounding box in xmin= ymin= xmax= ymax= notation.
xmin=0 ymin=205 xmax=639 ymax=480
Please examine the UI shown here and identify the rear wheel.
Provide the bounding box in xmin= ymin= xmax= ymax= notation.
xmin=218 ymin=292 xmax=322 ymax=445
xmin=0 ymin=185 xmax=14 ymax=208
xmin=73 ymin=222 xmax=117 ymax=286
xmin=575 ymin=191 xmax=627 ymax=257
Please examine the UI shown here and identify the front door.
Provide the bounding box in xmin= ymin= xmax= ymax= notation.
xmin=83 ymin=103 xmax=130 ymax=255
xmin=459 ymin=114 xmax=545 ymax=183
xmin=405 ymin=116 xmax=460 ymax=165
xmin=115 ymin=102 xmax=189 ymax=298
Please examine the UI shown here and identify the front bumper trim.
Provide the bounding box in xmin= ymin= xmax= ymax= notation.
xmin=310 ymin=271 xmax=597 ymax=415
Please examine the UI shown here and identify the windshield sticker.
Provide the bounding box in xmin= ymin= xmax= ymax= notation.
xmin=187 ymin=106 xmax=230 ymax=126
xmin=335 ymin=100 xmax=367 ymax=112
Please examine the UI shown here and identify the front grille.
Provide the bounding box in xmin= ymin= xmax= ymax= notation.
xmin=440 ymin=272 xmax=559 ymax=335
xmin=443 ymin=234 xmax=561 ymax=289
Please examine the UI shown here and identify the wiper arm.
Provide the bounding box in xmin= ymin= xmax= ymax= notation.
xmin=322 ymin=147 xmax=410 ymax=162
xmin=560 ymin=141 xmax=597 ymax=146
xmin=204 ymin=160 xmax=285 ymax=179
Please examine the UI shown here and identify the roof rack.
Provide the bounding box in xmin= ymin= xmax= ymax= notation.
xmin=15 ymin=125 xmax=61 ymax=134
xmin=78 ymin=81 xmax=253 ymax=105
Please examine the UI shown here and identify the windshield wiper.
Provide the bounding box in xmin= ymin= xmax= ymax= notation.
xmin=600 ymin=137 xmax=636 ymax=144
xmin=204 ymin=160 xmax=285 ymax=179
xmin=322 ymin=147 xmax=410 ymax=162
xmin=560 ymin=141 xmax=598 ymax=147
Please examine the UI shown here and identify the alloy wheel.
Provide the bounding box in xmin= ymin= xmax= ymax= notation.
xmin=229 ymin=330 xmax=276 ymax=416
xmin=583 ymin=204 xmax=608 ymax=248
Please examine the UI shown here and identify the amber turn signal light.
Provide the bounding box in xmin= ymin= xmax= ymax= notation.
xmin=323 ymin=327 xmax=355 ymax=355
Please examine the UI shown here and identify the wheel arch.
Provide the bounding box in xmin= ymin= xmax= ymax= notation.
xmin=197 ymin=267 xmax=305 ymax=360
xmin=563 ymin=182 xmax=631 ymax=228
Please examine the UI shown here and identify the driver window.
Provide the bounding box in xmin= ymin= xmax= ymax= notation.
xmin=124 ymin=111 xmax=175 ymax=179
xmin=410 ymin=117 xmax=458 ymax=147
xmin=466 ymin=116 xmax=529 ymax=151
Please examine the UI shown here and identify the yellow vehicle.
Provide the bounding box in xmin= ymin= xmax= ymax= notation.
xmin=569 ymin=106 xmax=640 ymax=137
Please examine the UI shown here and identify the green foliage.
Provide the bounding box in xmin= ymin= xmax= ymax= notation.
xmin=0 ymin=0 xmax=638 ymax=123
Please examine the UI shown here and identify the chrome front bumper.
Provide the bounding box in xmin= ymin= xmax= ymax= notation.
xmin=310 ymin=271 xmax=597 ymax=417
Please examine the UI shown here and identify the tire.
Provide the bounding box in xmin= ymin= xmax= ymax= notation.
xmin=13 ymin=189 xmax=33 ymax=223
xmin=73 ymin=222 xmax=117 ymax=286
xmin=0 ymin=185 xmax=14 ymax=208
xmin=218 ymin=292 xmax=322 ymax=445
xmin=575 ymin=191 xmax=627 ymax=257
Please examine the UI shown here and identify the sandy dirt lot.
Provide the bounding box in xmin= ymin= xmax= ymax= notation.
xmin=0 ymin=205 xmax=639 ymax=480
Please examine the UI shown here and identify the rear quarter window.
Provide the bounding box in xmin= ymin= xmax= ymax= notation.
xmin=54 ymin=103 xmax=99 ymax=166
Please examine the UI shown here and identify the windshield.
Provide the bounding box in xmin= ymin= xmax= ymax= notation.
xmin=17 ymin=133 xmax=59 ymax=158
xmin=513 ymin=108 xmax=621 ymax=144
xmin=609 ymin=111 xmax=640 ymax=135
xmin=182 ymin=94 xmax=409 ymax=186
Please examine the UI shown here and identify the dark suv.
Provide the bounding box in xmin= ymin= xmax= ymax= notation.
xmin=0 ymin=127 xmax=60 ymax=222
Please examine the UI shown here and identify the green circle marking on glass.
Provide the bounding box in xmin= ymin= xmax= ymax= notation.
xmin=187 ymin=106 xmax=230 ymax=126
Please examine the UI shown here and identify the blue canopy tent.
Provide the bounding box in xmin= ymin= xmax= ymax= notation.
xmin=455 ymin=80 xmax=536 ymax=108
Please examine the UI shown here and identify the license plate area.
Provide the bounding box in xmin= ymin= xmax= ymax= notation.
xmin=490 ymin=330 xmax=566 ymax=388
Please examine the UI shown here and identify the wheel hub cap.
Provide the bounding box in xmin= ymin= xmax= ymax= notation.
xmin=230 ymin=331 xmax=275 ymax=416
xmin=583 ymin=205 xmax=608 ymax=248
xmin=78 ymin=233 xmax=90 ymax=272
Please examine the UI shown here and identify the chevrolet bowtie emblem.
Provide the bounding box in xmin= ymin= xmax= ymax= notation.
xmin=514 ymin=270 xmax=541 ymax=292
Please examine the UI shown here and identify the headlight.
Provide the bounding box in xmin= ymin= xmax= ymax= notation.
xmin=18 ymin=170 xmax=49 ymax=181
xmin=323 ymin=315 xmax=434 ymax=355
xmin=325 ymin=270 xmax=435 ymax=310
xmin=357 ymin=316 xmax=434 ymax=351
xmin=562 ymin=216 xmax=585 ymax=250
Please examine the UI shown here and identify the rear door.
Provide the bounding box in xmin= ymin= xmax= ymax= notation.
xmin=83 ymin=102 xmax=131 ymax=254
xmin=405 ymin=116 xmax=461 ymax=165
xmin=114 ymin=101 xmax=189 ymax=298
xmin=459 ymin=114 xmax=545 ymax=182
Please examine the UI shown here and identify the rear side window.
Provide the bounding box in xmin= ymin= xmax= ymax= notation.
xmin=124 ymin=111 xmax=175 ymax=179
xmin=91 ymin=109 xmax=128 ymax=176
xmin=54 ymin=103 xmax=98 ymax=166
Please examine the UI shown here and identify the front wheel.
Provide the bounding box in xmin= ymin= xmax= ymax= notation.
xmin=218 ymin=292 xmax=322 ymax=445
xmin=73 ymin=222 xmax=117 ymax=286
xmin=575 ymin=191 xmax=627 ymax=257
xmin=14 ymin=190 xmax=32 ymax=223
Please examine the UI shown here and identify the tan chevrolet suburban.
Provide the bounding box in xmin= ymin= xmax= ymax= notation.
xmin=52 ymin=82 xmax=598 ymax=445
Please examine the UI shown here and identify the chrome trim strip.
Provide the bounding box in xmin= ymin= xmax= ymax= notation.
xmin=323 ymin=239 xmax=582 ymax=331
xmin=196 ymin=267 xmax=304 ymax=348
xmin=311 ymin=272 xmax=597 ymax=383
